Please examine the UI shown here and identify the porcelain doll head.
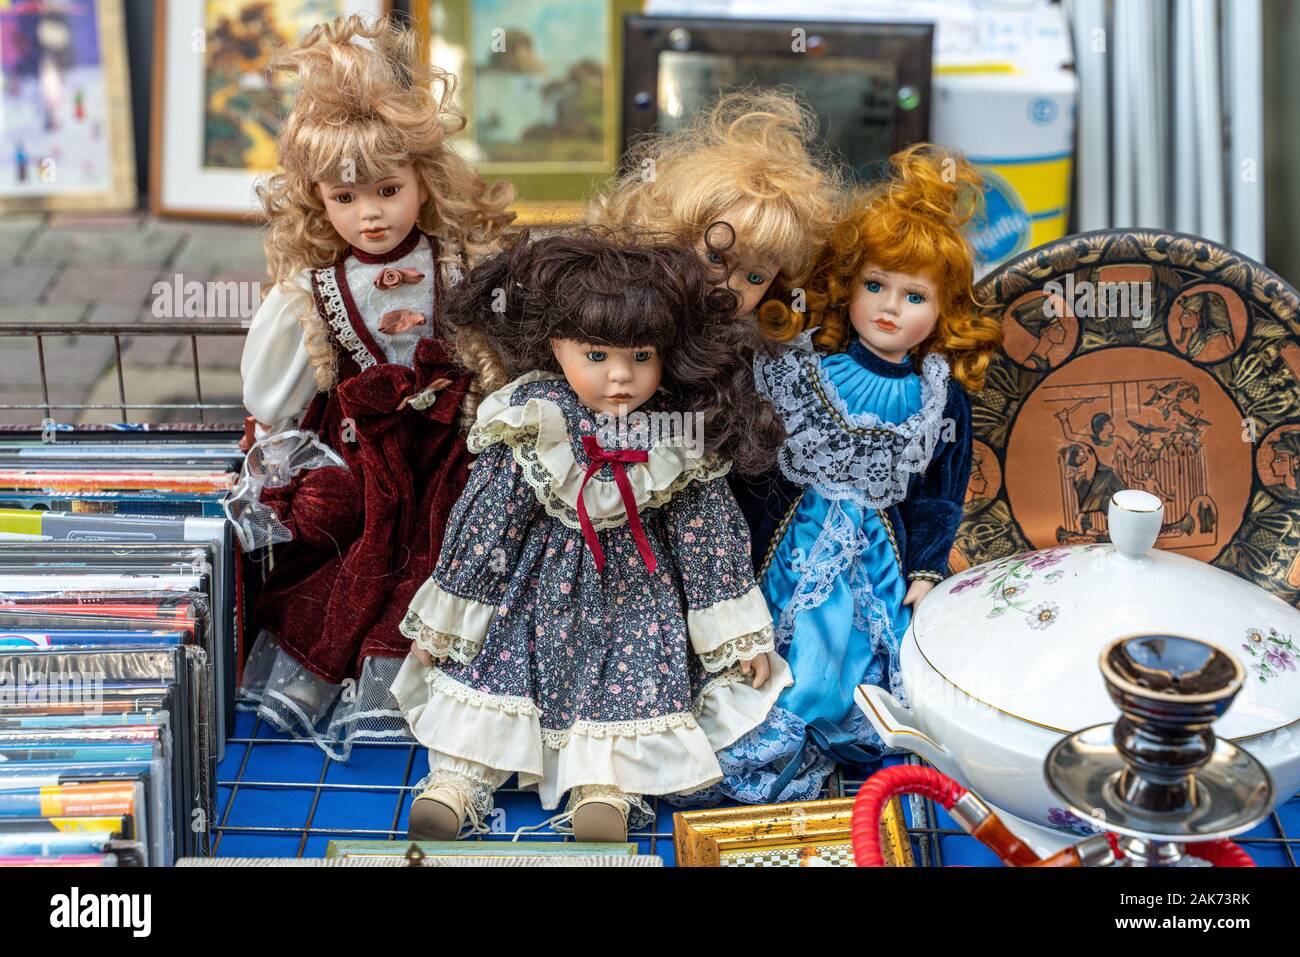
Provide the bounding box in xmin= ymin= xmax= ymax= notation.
xmin=588 ymin=90 xmax=845 ymax=325
xmin=257 ymin=14 xmax=515 ymax=391
xmin=784 ymin=144 xmax=1003 ymax=391
xmin=442 ymin=227 xmax=786 ymax=475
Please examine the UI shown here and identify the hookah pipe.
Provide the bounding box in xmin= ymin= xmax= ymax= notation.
xmin=850 ymin=765 xmax=1254 ymax=867
xmin=852 ymin=634 xmax=1272 ymax=867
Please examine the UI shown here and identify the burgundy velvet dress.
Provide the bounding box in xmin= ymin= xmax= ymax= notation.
xmin=237 ymin=228 xmax=476 ymax=756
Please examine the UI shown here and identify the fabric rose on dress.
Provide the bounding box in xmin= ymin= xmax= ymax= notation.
xmin=378 ymin=309 xmax=428 ymax=335
xmin=374 ymin=267 xmax=425 ymax=290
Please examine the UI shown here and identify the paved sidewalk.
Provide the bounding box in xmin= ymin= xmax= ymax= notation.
xmin=0 ymin=212 xmax=266 ymax=427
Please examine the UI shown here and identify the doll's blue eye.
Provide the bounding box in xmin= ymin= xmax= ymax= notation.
xmin=907 ymin=292 xmax=926 ymax=304
xmin=865 ymin=280 xmax=882 ymax=293
xmin=707 ymin=252 xmax=724 ymax=264
xmin=633 ymin=350 xmax=653 ymax=362
xmin=747 ymin=272 xmax=766 ymax=285
xmin=586 ymin=351 xmax=607 ymax=362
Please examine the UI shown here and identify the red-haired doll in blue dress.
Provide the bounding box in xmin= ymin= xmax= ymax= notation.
xmin=705 ymin=145 xmax=1004 ymax=804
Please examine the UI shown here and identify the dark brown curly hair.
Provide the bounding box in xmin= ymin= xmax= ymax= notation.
xmin=442 ymin=226 xmax=785 ymax=476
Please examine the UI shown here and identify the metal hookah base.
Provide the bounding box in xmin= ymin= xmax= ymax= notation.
xmin=1045 ymin=723 xmax=1274 ymax=843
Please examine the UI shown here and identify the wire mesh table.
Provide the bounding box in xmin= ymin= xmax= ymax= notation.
xmin=213 ymin=709 xmax=1300 ymax=867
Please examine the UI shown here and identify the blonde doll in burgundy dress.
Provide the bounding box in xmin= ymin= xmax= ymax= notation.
xmin=391 ymin=229 xmax=791 ymax=842
xmin=229 ymin=16 xmax=513 ymax=758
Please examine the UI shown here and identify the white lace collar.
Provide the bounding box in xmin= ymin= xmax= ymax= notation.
xmin=754 ymin=332 xmax=953 ymax=506
xmin=466 ymin=372 xmax=729 ymax=530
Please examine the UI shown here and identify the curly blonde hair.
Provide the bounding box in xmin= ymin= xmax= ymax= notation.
xmin=588 ymin=89 xmax=845 ymax=324
xmin=779 ymin=144 xmax=1002 ymax=391
xmin=256 ymin=14 xmax=515 ymax=408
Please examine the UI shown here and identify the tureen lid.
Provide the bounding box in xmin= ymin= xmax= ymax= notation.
xmin=914 ymin=491 xmax=1300 ymax=739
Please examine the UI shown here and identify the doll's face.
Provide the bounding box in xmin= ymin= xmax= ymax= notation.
xmin=550 ymin=339 xmax=662 ymax=417
xmin=317 ymin=163 xmax=427 ymax=255
xmin=694 ymin=236 xmax=778 ymax=319
xmin=849 ymin=261 xmax=940 ymax=363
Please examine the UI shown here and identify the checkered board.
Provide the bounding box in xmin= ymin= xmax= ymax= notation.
xmin=720 ymin=841 xmax=855 ymax=867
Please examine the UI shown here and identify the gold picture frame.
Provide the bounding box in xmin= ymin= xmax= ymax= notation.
xmin=0 ymin=0 xmax=137 ymax=212
xmin=414 ymin=0 xmax=643 ymax=225
xmin=673 ymin=796 xmax=914 ymax=868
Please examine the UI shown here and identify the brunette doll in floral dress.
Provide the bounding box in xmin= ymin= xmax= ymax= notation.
xmin=390 ymin=229 xmax=792 ymax=841
xmin=228 ymin=16 xmax=514 ymax=757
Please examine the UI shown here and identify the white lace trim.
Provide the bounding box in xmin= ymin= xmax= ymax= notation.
xmin=223 ymin=428 xmax=347 ymax=552
xmin=755 ymin=331 xmax=951 ymax=507
xmin=506 ymin=433 xmax=731 ymax=532
xmin=422 ymin=666 xmax=539 ymax=716
xmin=313 ymin=263 xmax=377 ymax=371
xmin=399 ymin=609 xmax=483 ymax=666
xmin=468 ymin=371 xmax=730 ymax=532
xmin=418 ymin=664 xmax=760 ymax=746
xmin=696 ymin=625 xmax=776 ymax=674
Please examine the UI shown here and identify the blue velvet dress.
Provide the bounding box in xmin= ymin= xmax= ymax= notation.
xmin=698 ymin=335 xmax=972 ymax=804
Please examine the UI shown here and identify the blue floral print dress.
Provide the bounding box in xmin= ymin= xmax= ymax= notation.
xmin=390 ymin=371 xmax=792 ymax=817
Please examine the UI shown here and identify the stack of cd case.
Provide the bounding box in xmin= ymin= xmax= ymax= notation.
xmin=0 ymin=430 xmax=242 ymax=865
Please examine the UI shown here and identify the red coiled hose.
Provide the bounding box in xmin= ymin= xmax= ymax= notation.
xmin=853 ymin=765 xmax=1256 ymax=867
xmin=851 ymin=765 xmax=967 ymax=867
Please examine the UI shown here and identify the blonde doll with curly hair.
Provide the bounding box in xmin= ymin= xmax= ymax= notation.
xmin=231 ymin=14 xmax=515 ymax=759
xmin=589 ymin=88 xmax=845 ymax=327
xmin=680 ymin=144 xmax=1003 ymax=806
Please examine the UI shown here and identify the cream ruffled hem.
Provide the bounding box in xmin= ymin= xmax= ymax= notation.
xmin=390 ymin=652 xmax=792 ymax=808
xmin=468 ymin=371 xmax=730 ymax=531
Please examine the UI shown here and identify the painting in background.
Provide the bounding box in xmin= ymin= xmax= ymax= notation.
xmin=152 ymin=0 xmax=388 ymax=219
xmin=469 ymin=0 xmax=607 ymax=167
xmin=0 ymin=0 xmax=135 ymax=210
xmin=422 ymin=0 xmax=638 ymax=223
xmin=201 ymin=0 xmax=345 ymax=172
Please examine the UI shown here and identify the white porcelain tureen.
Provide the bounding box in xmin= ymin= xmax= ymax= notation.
xmin=857 ymin=490 xmax=1300 ymax=846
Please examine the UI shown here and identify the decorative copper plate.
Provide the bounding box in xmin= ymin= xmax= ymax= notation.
xmin=955 ymin=230 xmax=1300 ymax=601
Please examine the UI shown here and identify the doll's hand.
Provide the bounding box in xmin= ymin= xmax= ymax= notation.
xmin=738 ymin=652 xmax=771 ymax=689
xmin=413 ymin=644 xmax=435 ymax=667
xmin=903 ymin=579 xmax=936 ymax=608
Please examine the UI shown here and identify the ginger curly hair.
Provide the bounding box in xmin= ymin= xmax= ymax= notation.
xmin=772 ymin=144 xmax=1002 ymax=391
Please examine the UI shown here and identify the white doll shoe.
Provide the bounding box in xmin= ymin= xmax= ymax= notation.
xmin=408 ymin=772 xmax=491 ymax=841
xmin=568 ymin=786 xmax=634 ymax=843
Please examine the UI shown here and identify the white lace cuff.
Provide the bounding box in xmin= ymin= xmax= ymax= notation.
xmin=686 ymin=587 xmax=774 ymax=657
xmin=401 ymin=579 xmax=497 ymax=660
xmin=696 ymin=624 xmax=777 ymax=674
xmin=399 ymin=611 xmax=484 ymax=666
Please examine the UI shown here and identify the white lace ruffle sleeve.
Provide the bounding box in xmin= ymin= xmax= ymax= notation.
xmin=241 ymin=270 xmax=318 ymax=432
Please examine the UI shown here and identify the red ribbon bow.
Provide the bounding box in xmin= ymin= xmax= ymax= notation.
xmin=577 ymin=434 xmax=657 ymax=575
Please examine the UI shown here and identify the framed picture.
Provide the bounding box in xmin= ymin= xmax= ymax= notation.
xmin=673 ymin=796 xmax=913 ymax=868
xmin=0 ymin=0 xmax=136 ymax=212
xmin=150 ymin=0 xmax=391 ymax=220
xmin=414 ymin=0 xmax=643 ymax=224
xmin=623 ymin=16 xmax=932 ymax=184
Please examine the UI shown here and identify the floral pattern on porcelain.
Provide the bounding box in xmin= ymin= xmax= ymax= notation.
xmin=948 ymin=546 xmax=1081 ymax=627
xmin=1241 ymin=627 xmax=1298 ymax=684
xmin=1046 ymin=806 xmax=1103 ymax=836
